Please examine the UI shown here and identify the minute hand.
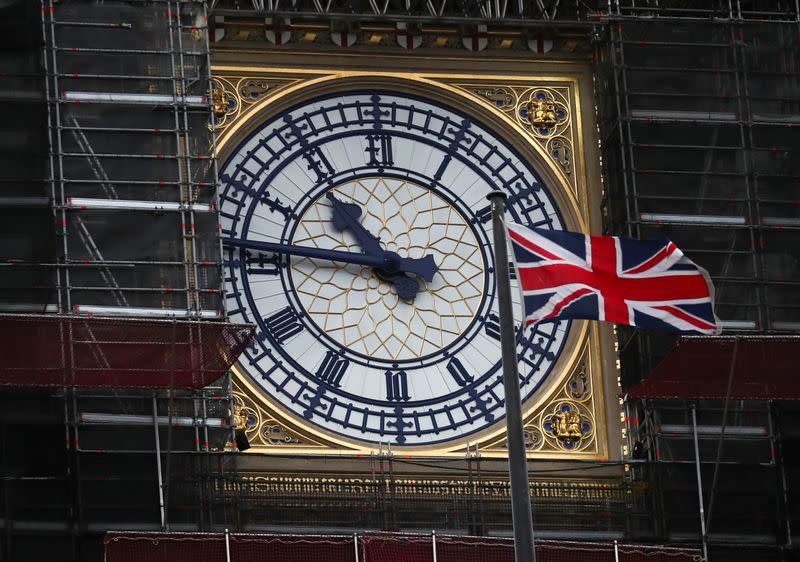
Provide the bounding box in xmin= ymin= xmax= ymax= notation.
xmin=224 ymin=238 xmax=391 ymax=268
xmin=223 ymin=238 xmax=436 ymax=280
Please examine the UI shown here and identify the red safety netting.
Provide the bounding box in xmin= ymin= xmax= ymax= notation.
xmin=361 ymin=533 xmax=703 ymax=562
xmin=0 ymin=314 xmax=254 ymax=388
xmin=104 ymin=531 xmax=703 ymax=562
xmin=105 ymin=532 xmax=355 ymax=562
xmin=626 ymin=336 xmax=800 ymax=401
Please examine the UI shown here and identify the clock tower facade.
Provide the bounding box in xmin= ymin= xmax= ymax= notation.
xmin=212 ymin=49 xmax=618 ymax=460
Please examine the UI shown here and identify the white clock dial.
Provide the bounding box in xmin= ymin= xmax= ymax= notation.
xmin=220 ymin=91 xmax=571 ymax=446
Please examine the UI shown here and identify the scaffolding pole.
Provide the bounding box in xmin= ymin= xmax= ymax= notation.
xmin=691 ymin=405 xmax=710 ymax=562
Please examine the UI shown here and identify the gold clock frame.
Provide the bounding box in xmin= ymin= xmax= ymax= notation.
xmin=212 ymin=49 xmax=620 ymax=460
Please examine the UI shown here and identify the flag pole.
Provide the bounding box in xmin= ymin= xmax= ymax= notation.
xmin=487 ymin=191 xmax=536 ymax=562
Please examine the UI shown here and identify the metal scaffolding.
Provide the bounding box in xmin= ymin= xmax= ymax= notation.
xmin=210 ymin=0 xmax=591 ymax=25
xmin=595 ymin=2 xmax=800 ymax=335
xmin=623 ymin=397 xmax=797 ymax=557
xmin=0 ymin=2 xmax=242 ymax=559
xmin=3 ymin=0 xmax=225 ymax=319
xmin=1 ymin=383 xmax=238 ymax=546
xmin=596 ymin=5 xmax=800 ymax=561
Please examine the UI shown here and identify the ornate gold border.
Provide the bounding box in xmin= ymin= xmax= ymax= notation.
xmin=214 ymin=61 xmax=611 ymax=460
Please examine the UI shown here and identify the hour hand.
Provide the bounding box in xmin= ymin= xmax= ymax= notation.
xmin=398 ymin=254 xmax=438 ymax=283
xmin=326 ymin=193 xmax=383 ymax=256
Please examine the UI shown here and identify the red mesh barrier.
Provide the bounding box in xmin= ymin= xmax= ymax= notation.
xmin=105 ymin=533 xmax=228 ymax=562
xmin=0 ymin=314 xmax=254 ymax=388
xmin=362 ymin=534 xmax=703 ymax=562
xmin=105 ymin=532 xmax=356 ymax=562
xmin=626 ymin=336 xmax=800 ymax=400
xmin=361 ymin=533 xmax=434 ymax=562
xmin=435 ymin=535 xmax=515 ymax=562
xmin=104 ymin=531 xmax=703 ymax=562
xmin=539 ymin=539 xmax=703 ymax=562
xmin=233 ymin=535 xmax=356 ymax=562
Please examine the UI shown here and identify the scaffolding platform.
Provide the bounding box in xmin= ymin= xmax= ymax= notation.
xmin=0 ymin=314 xmax=253 ymax=388
xmin=626 ymin=336 xmax=800 ymax=401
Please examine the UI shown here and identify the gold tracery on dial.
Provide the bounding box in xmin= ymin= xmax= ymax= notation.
xmin=290 ymin=178 xmax=485 ymax=361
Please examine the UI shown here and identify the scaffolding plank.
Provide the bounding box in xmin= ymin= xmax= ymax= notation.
xmin=61 ymin=91 xmax=207 ymax=106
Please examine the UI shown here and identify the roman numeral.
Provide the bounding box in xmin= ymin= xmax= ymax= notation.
xmin=303 ymin=147 xmax=335 ymax=183
xmin=315 ymin=350 xmax=349 ymax=388
xmin=220 ymin=172 xmax=292 ymax=219
xmin=385 ymin=370 xmax=410 ymax=402
xmin=484 ymin=313 xmax=501 ymax=341
xmin=433 ymin=119 xmax=472 ymax=180
xmin=474 ymin=204 xmax=492 ymax=224
xmin=281 ymin=114 xmax=335 ymax=183
xmin=263 ymin=306 xmax=303 ymax=344
xmin=433 ymin=153 xmax=454 ymax=181
xmin=446 ymin=357 xmax=473 ymax=387
xmin=365 ymin=134 xmax=394 ymax=169
xmin=246 ymin=251 xmax=281 ymax=276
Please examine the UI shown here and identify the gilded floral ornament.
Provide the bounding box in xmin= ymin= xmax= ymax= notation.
xmin=567 ymin=366 xmax=590 ymax=400
xmin=524 ymin=427 xmax=544 ymax=451
xmin=547 ymin=137 xmax=572 ymax=176
xmin=517 ymin=88 xmax=573 ymax=179
xmin=553 ymin=410 xmax=583 ymax=441
xmin=261 ymin=424 xmax=300 ymax=446
xmin=527 ymin=99 xmax=558 ymax=129
xmin=210 ymin=77 xmax=239 ymax=128
xmin=232 ymin=389 xmax=306 ymax=448
xmin=209 ymin=74 xmax=298 ymax=133
xmin=489 ymin=358 xmax=598 ymax=456
xmin=542 ymin=402 xmax=594 ymax=451
xmin=238 ymin=79 xmax=271 ymax=101
xmin=231 ymin=394 xmax=261 ymax=434
xmin=231 ymin=403 xmax=249 ymax=430
xmin=473 ymin=87 xmax=516 ymax=110
xmin=517 ymin=89 xmax=570 ymax=138
xmin=211 ymin=88 xmax=227 ymax=116
xmin=462 ymin=83 xmax=576 ymax=189
xmin=484 ymin=358 xmax=597 ymax=456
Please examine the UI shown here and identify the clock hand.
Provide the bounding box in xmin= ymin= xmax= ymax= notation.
xmin=224 ymin=238 xmax=389 ymax=269
xmin=376 ymin=253 xmax=438 ymax=284
xmin=326 ymin=192 xmax=439 ymax=283
xmin=225 ymin=238 xmax=424 ymax=300
xmin=379 ymin=272 xmax=419 ymax=301
xmin=326 ymin=193 xmax=383 ymax=255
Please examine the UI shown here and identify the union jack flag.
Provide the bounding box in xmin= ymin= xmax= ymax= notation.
xmin=507 ymin=223 xmax=720 ymax=334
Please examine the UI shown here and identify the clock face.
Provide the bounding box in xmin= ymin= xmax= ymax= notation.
xmin=220 ymin=90 xmax=571 ymax=447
